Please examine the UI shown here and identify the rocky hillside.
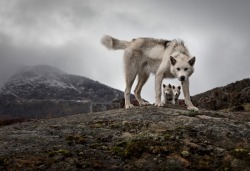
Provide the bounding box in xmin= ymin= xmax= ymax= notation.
xmin=192 ymin=78 xmax=250 ymax=111
xmin=0 ymin=65 xmax=124 ymax=119
xmin=0 ymin=105 xmax=249 ymax=170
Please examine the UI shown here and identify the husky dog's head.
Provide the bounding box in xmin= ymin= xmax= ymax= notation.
xmin=172 ymin=85 xmax=181 ymax=101
xmin=169 ymin=40 xmax=196 ymax=82
xmin=163 ymin=84 xmax=173 ymax=101
xmin=170 ymin=55 xmax=195 ymax=81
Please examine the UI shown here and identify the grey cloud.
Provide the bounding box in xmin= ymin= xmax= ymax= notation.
xmin=0 ymin=0 xmax=97 ymax=37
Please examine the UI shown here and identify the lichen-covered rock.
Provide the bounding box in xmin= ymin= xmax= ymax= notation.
xmin=0 ymin=106 xmax=250 ymax=170
xmin=192 ymin=78 xmax=250 ymax=111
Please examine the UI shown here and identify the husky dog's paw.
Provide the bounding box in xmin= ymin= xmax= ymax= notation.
xmin=187 ymin=106 xmax=199 ymax=111
xmin=154 ymin=102 xmax=165 ymax=107
xmin=140 ymin=101 xmax=150 ymax=106
xmin=125 ymin=104 xmax=134 ymax=109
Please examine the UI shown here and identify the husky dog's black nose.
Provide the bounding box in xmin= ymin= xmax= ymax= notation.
xmin=180 ymin=76 xmax=185 ymax=81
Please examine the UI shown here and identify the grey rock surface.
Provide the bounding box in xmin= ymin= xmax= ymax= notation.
xmin=0 ymin=106 xmax=250 ymax=170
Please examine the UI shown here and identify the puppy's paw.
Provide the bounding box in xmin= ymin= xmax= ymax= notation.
xmin=125 ymin=104 xmax=134 ymax=109
xmin=187 ymin=106 xmax=199 ymax=111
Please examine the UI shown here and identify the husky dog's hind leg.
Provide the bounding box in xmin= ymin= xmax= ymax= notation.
xmin=123 ymin=50 xmax=139 ymax=108
xmin=134 ymin=72 xmax=150 ymax=106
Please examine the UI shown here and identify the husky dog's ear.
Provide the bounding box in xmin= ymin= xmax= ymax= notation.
xmin=189 ymin=56 xmax=196 ymax=66
xmin=178 ymin=86 xmax=181 ymax=90
xmin=173 ymin=85 xmax=175 ymax=89
xmin=163 ymin=84 xmax=166 ymax=88
xmin=168 ymin=84 xmax=172 ymax=88
xmin=170 ymin=56 xmax=176 ymax=66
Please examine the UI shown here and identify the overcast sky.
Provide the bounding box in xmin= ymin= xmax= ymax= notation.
xmin=0 ymin=0 xmax=249 ymax=102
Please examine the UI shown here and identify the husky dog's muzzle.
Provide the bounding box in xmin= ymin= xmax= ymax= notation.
xmin=180 ymin=76 xmax=185 ymax=81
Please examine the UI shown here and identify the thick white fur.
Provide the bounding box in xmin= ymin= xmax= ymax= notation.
xmin=101 ymin=35 xmax=198 ymax=111
xmin=145 ymin=45 xmax=165 ymax=60
xmin=101 ymin=35 xmax=130 ymax=50
xmin=101 ymin=35 xmax=113 ymax=50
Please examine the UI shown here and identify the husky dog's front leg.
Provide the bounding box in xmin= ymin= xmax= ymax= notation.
xmin=154 ymin=40 xmax=177 ymax=107
xmin=155 ymin=71 xmax=165 ymax=107
xmin=155 ymin=63 xmax=167 ymax=107
xmin=182 ymin=79 xmax=199 ymax=111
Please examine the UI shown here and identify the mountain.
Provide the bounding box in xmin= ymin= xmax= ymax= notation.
xmin=0 ymin=65 xmax=123 ymax=102
xmin=192 ymin=78 xmax=250 ymax=111
xmin=0 ymin=65 xmax=124 ymax=119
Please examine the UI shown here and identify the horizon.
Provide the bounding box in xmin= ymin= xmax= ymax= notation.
xmin=0 ymin=64 xmax=248 ymax=101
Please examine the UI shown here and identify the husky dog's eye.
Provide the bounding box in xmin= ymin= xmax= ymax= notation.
xmin=184 ymin=68 xmax=188 ymax=71
xmin=177 ymin=68 xmax=180 ymax=71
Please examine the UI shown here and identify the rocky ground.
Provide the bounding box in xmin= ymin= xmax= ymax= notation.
xmin=0 ymin=105 xmax=250 ymax=171
xmin=192 ymin=78 xmax=250 ymax=111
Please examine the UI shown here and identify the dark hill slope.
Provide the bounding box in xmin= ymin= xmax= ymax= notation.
xmin=192 ymin=78 xmax=250 ymax=111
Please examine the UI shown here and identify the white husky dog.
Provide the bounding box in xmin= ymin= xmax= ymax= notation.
xmin=163 ymin=84 xmax=181 ymax=105
xmin=101 ymin=35 xmax=198 ymax=111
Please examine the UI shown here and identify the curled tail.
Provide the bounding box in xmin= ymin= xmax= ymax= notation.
xmin=101 ymin=35 xmax=130 ymax=50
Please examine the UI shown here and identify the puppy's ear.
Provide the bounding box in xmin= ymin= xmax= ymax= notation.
xmin=163 ymin=84 xmax=166 ymax=88
xmin=170 ymin=56 xmax=176 ymax=66
xmin=178 ymin=86 xmax=181 ymax=90
xmin=173 ymin=86 xmax=175 ymax=89
xmin=189 ymin=56 xmax=196 ymax=66
xmin=168 ymin=84 xmax=172 ymax=88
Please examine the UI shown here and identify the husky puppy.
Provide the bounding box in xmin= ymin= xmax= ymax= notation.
xmin=163 ymin=84 xmax=174 ymax=104
xmin=172 ymin=85 xmax=181 ymax=105
xmin=101 ymin=35 xmax=198 ymax=111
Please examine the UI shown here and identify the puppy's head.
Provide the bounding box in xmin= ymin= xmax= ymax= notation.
xmin=172 ymin=85 xmax=181 ymax=101
xmin=170 ymin=56 xmax=195 ymax=82
xmin=163 ymin=84 xmax=173 ymax=101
